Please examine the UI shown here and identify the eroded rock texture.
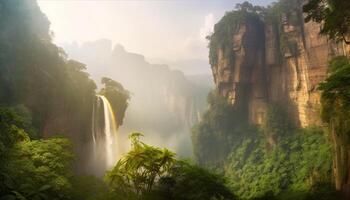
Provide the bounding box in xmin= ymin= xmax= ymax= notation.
xmin=211 ymin=12 xmax=349 ymax=128
xmin=209 ymin=5 xmax=350 ymax=197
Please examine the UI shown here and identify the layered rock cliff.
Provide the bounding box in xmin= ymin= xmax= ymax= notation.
xmin=210 ymin=3 xmax=349 ymax=128
xmin=207 ymin=1 xmax=350 ymax=197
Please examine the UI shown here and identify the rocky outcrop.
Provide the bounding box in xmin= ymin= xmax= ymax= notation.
xmin=211 ymin=9 xmax=349 ymax=128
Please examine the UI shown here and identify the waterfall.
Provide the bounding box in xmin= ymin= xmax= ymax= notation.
xmin=91 ymin=95 xmax=119 ymax=174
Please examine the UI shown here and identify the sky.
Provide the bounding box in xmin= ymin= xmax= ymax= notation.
xmin=38 ymin=0 xmax=275 ymax=64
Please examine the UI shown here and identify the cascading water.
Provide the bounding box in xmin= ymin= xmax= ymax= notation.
xmin=91 ymin=95 xmax=119 ymax=175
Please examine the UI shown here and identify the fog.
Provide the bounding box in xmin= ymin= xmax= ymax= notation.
xmin=37 ymin=0 xmax=272 ymax=157
xmin=63 ymin=40 xmax=212 ymax=157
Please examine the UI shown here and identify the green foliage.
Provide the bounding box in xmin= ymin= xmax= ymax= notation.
xmin=302 ymin=183 xmax=341 ymax=200
xmin=105 ymin=132 xmax=176 ymax=199
xmin=106 ymin=133 xmax=236 ymax=200
xmin=0 ymin=0 xmax=345 ymax=200
xmin=207 ymin=2 xmax=263 ymax=66
xmin=207 ymin=0 xmax=304 ymax=68
xmin=100 ymin=77 xmax=130 ymax=126
xmin=319 ymin=56 xmax=350 ymax=127
xmin=71 ymin=176 xmax=112 ymax=200
xmin=225 ymin=127 xmax=333 ymax=200
xmin=262 ymin=104 xmax=294 ymax=146
xmin=0 ymin=107 xmax=75 ymax=200
xmin=0 ymin=0 xmax=96 ymax=136
xmin=303 ymin=0 xmax=350 ymax=44
xmin=318 ymin=57 xmax=350 ymax=194
xmin=63 ymin=59 xmax=97 ymax=122
xmin=265 ymin=0 xmax=302 ymax=25
xmin=150 ymin=161 xmax=236 ymax=200
xmin=319 ymin=56 xmax=350 ymax=143
xmin=265 ymin=0 xmax=303 ymax=57
xmin=0 ymin=107 xmax=30 ymax=165
xmin=192 ymin=90 xmax=333 ymax=200
xmin=3 ymin=138 xmax=74 ymax=200
xmin=192 ymin=91 xmax=257 ymax=165
xmin=200 ymin=2 xmax=341 ymax=199
xmin=0 ymin=1 xmax=135 ymax=199
xmin=7 ymin=105 xmax=37 ymax=139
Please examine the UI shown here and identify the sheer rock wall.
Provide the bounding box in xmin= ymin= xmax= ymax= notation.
xmin=211 ymin=14 xmax=348 ymax=128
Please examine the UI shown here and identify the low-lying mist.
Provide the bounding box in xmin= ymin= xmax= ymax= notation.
xmin=63 ymin=39 xmax=213 ymax=157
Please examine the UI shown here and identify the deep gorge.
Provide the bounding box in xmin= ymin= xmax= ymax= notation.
xmin=1 ymin=0 xmax=350 ymax=199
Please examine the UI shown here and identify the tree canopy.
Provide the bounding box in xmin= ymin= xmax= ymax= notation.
xmin=105 ymin=133 xmax=236 ymax=200
xmin=0 ymin=107 xmax=74 ymax=200
xmin=319 ymin=56 xmax=350 ymax=125
xmin=303 ymin=0 xmax=350 ymax=44
xmin=100 ymin=77 xmax=130 ymax=126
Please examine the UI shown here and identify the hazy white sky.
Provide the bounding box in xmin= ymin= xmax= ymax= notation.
xmin=38 ymin=0 xmax=275 ymax=61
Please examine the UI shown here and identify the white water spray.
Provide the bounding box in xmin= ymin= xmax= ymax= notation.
xmin=91 ymin=95 xmax=119 ymax=173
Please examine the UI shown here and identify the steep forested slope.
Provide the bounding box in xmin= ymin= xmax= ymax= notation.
xmin=0 ymin=0 xmax=132 ymax=198
xmin=0 ymin=0 xmax=96 ymax=139
xmin=0 ymin=0 xmax=130 ymax=178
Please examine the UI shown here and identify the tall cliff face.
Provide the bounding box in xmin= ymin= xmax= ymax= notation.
xmin=210 ymin=6 xmax=348 ymax=128
xmin=207 ymin=3 xmax=350 ymax=197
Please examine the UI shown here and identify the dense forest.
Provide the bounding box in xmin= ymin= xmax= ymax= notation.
xmin=0 ymin=0 xmax=350 ymax=200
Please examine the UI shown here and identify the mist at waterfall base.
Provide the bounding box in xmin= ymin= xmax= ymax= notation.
xmin=90 ymin=95 xmax=120 ymax=176
xmin=63 ymin=40 xmax=212 ymax=167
